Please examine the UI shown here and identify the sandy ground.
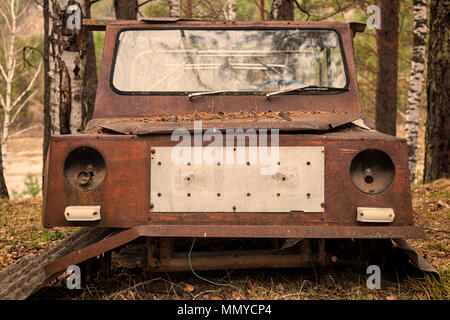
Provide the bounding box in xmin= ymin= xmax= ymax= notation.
xmin=4 ymin=136 xmax=43 ymax=199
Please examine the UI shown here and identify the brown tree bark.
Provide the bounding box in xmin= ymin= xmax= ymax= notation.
xmin=423 ymin=0 xmax=449 ymax=183
xmin=43 ymin=0 xmax=98 ymax=171
xmin=0 ymin=143 xmax=8 ymax=199
xmin=257 ymin=0 xmax=265 ymax=21
xmin=268 ymin=0 xmax=293 ymax=21
xmin=375 ymin=0 xmax=399 ymax=136
xmin=114 ymin=0 xmax=138 ymax=19
xmin=185 ymin=0 xmax=193 ymax=18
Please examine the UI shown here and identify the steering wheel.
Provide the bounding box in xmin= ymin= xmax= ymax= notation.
xmin=254 ymin=78 xmax=303 ymax=91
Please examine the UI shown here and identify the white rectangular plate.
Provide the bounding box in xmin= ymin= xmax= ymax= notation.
xmin=151 ymin=147 xmax=324 ymax=212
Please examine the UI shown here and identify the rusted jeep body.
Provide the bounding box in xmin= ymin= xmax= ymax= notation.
xmin=42 ymin=20 xmax=423 ymax=273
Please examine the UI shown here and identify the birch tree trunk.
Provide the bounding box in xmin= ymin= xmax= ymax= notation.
xmin=423 ymin=0 xmax=449 ymax=183
xmin=405 ymin=0 xmax=427 ymax=183
xmin=43 ymin=0 xmax=97 ymax=166
xmin=268 ymin=0 xmax=293 ymax=21
xmin=169 ymin=0 xmax=181 ymax=17
xmin=224 ymin=0 xmax=237 ymax=22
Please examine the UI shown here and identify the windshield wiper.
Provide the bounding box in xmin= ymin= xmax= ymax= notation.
xmin=188 ymin=86 xmax=348 ymax=100
xmin=188 ymin=90 xmax=234 ymax=100
xmin=265 ymin=85 xmax=348 ymax=99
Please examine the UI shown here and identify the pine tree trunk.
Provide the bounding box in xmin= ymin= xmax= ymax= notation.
xmin=169 ymin=0 xmax=181 ymax=17
xmin=43 ymin=0 xmax=98 ymax=169
xmin=405 ymin=0 xmax=427 ymax=183
xmin=114 ymin=0 xmax=138 ymax=20
xmin=268 ymin=0 xmax=293 ymax=21
xmin=423 ymin=0 xmax=449 ymax=183
xmin=185 ymin=0 xmax=193 ymax=18
xmin=258 ymin=0 xmax=265 ymax=21
xmin=0 ymin=142 xmax=8 ymax=199
xmin=375 ymin=0 xmax=399 ymax=136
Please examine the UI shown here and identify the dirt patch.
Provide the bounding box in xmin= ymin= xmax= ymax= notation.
xmin=4 ymin=136 xmax=43 ymax=199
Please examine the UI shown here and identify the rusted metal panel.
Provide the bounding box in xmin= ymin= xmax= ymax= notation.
xmin=43 ymin=135 xmax=150 ymax=228
xmin=93 ymin=21 xmax=361 ymax=119
xmin=43 ymin=131 xmax=414 ymax=230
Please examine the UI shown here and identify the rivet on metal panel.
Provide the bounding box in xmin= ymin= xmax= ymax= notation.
xmin=151 ymin=149 xmax=156 ymax=154
xmin=232 ymin=206 xmax=236 ymax=212
xmin=187 ymin=193 xmax=191 ymax=197
xmin=307 ymin=193 xmax=311 ymax=198
xmin=157 ymin=193 xmax=162 ymax=197
xmin=150 ymin=203 xmax=154 ymax=209
xmin=277 ymin=193 xmax=281 ymax=197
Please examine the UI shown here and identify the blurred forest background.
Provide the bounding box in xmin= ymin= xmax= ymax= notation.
xmin=0 ymin=0 xmax=445 ymax=197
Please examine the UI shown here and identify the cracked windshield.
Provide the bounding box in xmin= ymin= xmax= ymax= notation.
xmin=112 ymin=29 xmax=347 ymax=93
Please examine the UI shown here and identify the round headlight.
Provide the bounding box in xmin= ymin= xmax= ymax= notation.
xmin=350 ymin=149 xmax=395 ymax=194
xmin=64 ymin=147 xmax=106 ymax=191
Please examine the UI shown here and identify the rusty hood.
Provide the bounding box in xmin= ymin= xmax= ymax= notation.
xmin=85 ymin=111 xmax=375 ymax=135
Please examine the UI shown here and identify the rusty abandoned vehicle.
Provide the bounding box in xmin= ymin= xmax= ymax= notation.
xmin=0 ymin=20 xmax=437 ymax=299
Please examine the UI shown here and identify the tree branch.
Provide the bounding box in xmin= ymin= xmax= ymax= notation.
xmin=11 ymin=89 xmax=38 ymax=124
xmin=11 ymin=60 xmax=42 ymax=109
xmin=0 ymin=6 xmax=12 ymax=32
xmin=0 ymin=94 xmax=5 ymax=109
xmin=138 ymin=0 xmax=153 ymax=7
xmin=22 ymin=46 xmax=44 ymax=68
xmin=0 ymin=63 xmax=8 ymax=82
xmin=293 ymin=0 xmax=311 ymax=20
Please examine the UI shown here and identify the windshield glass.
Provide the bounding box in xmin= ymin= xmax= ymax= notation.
xmin=112 ymin=29 xmax=347 ymax=93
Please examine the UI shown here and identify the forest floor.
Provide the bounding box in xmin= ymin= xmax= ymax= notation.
xmin=0 ymin=179 xmax=448 ymax=300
